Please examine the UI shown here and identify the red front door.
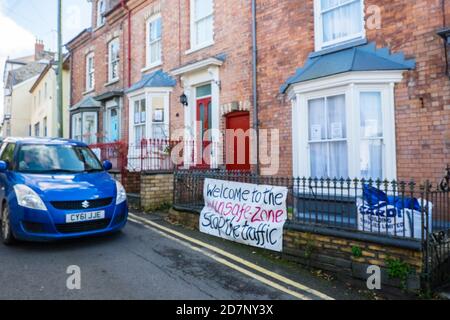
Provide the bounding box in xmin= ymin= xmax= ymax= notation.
xmin=196 ymin=97 xmax=212 ymax=167
xmin=226 ymin=111 xmax=251 ymax=171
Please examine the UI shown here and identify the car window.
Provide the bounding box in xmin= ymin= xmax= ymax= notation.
xmin=0 ymin=143 xmax=16 ymax=169
xmin=15 ymin=144 xmax=103 ymax=174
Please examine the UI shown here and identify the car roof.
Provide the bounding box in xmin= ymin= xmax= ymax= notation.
xmin=3 ymin=137 xmax=88 ymax=147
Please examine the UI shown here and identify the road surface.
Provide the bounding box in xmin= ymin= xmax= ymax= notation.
xmin=0 ymin=213 xmax=366 ymax=300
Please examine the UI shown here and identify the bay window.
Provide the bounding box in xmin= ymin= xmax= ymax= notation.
xmin=147 ymin=15 xmax=162 ymax=67
xmin=71 ymin=112 xmax=98 ymax=144
xmin=190 ymin=0 xmax=214 ymax=49
xmin=83 ymin=112 xmax=98 ymax=145
xmin=129 ymin=92 xmax=171 ymax=146
xmin=150 ymin=96 xmax=168 ymax=139
xmin=133 ymin=98 xmax=146 ymax=145
xmin=359 ymin=92 xmax=383 ymax=179
xmin=308 ymin=95 xmax=348 ymax=178
xmin=72 ymin=113 xmax=82 ymax=141
xmin=314 ymin=0 xmax=365 ymax=50
xmin=108 ymin=39 xmax=120 ymax=82
xmin=291 ymin=76 xmax=398 ymax=181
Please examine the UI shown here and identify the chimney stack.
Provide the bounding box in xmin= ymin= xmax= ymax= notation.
xmin=35 ymin=39 xmax=45 ymax=60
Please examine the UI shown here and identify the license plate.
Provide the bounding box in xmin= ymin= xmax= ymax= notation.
xmin=65 ymin=211 xmax=105 ymax=224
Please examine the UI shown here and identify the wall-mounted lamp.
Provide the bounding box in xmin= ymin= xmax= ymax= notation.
xmin=438 ymin=28 xmax=450 ymax=44
xmin=180 ymin=93 xmax=188 ymax=107
xmin=437 ymin=27 xmax=450 ymax=77
xmin=213 ymin=80 xmax=222 ymax=90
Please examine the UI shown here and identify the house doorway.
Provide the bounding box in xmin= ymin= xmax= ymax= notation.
xmin=109 ymin=108 xmax=119 ymax=142
xmin=225 ymin=111 xmax=250 ymax=171
xmin=196 ymin=96 xmax=212 ymax=167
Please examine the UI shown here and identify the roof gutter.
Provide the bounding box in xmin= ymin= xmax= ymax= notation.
xmin=121 ymin=0 xmax=132 ymax=87
xmin=251 ymin=0 xmax=260 ymax=175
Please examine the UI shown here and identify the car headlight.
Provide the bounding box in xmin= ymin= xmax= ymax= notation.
xmin=116 ymin=181 xmax=127 ymax=205
xmin=14 ymin=184 xmax=47 ymax=211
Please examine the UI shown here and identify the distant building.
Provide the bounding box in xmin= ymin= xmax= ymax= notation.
xmin=29 ymin=56 xmax=71 ymax=139
xmin=1 ymin=40 xmax=55 ymax=137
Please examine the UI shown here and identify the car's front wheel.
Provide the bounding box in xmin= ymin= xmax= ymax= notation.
xmin=1 ymin=203 xmax=15 ymax=245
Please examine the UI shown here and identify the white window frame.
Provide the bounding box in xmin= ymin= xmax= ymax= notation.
xmin=146 ymin=14 xmax=162 ymax=69
xmin=189 ymin=0 xmax=214 ymax=52
xmin=148 ymin=93 xmax=170 ymax=139
xmin=72 ymin=113 xmax=82 ymax=141
xmin=108 ymin=38 xmax=120 ymax=82
xmin=86 ymin=52 xmax=95 ymax=91
xmin=128 ymin=89 xmax=172 ymax=146
xmin=130 ymin=95 xmax=147 ymax=146
xmin=82 ymin=112 xmax=98 ymax=145
xmin=97 ymin=0 xmax=106 ymax=28
xmin=71 ymin=111 xmax=98 ymax=144
xmin=290 ymin=72 xmax=401 ymax=181
xmin=314 ymin=0 xmax=366 ymax=51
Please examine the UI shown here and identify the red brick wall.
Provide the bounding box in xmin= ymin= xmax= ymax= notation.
xmin=69 ymin=0 xmax=127 ymax=142
xmin=69 ymin=0 xmax=450 ymax=183
xmin=72 ymin=0 xmax=254 ymax=151
xmin=127 ymin=0 xmax=254 ymax=145
xmin=256 ymin=0 xmax=450 ymax=182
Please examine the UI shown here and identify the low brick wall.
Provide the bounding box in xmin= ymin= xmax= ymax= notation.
xmin=168 ymin=208 xmax=200 ymax=230
xmin=283 ymin=226 xmax=422 ymax=290
xmin=123 ymin=172 xmax=141 ymax=194
xmin=141 ymin=172 xmax=174 ymax=212
xmin=168 ymin=207 xmax=424 ymax=291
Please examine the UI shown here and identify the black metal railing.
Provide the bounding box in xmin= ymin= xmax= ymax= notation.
xmin=425 ymin=165 xmax=450 ymax=289
xmin=174 ymin=169 xmax=450 ymax=289
xmin=174 ymin=170 xmax=449 ymax=241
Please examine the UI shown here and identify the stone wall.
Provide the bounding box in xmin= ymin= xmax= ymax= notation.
xmin=168 ymin=207 xmax=424 ymax=291
xmin=140 ymin=172 xmax=174 ymax=212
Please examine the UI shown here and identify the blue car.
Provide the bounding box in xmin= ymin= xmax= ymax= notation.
xmin=0 ymin=138 xmax=128 ymax=245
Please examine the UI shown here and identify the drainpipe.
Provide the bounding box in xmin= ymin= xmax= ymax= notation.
xmin=251 ymin=0 xmax=260 ymax=175
xmin=121 ymin=0 xmax=132 ymax=87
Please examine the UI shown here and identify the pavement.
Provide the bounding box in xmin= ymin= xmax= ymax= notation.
xmin=0 ymin=212 xmax=372 ymax=300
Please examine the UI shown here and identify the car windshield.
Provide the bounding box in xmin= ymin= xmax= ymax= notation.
xmin=15 ymin=144 xmax=104 ymax=174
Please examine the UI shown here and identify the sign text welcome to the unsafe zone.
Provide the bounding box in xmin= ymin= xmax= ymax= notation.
xmin=200 ymin=178 xmax=288 ymax=252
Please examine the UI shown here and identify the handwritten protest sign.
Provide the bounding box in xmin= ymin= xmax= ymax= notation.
xmin=200 ymin=178 xmax=288 ymax=252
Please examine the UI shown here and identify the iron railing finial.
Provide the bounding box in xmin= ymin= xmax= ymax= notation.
xmin=440 ymin=164 xmax=450 ymax=192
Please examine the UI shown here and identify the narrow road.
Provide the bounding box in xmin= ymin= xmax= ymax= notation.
xmin=0 ymin=214 xmax=365 ymax=300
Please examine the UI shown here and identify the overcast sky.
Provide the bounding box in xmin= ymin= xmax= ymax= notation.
xmin=0 ymin=0 xmax=92 ymax=115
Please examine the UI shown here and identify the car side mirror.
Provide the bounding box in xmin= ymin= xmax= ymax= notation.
xmin=0 ymin=161 xmax=7 ymax=172
xmin=103 ymin=160 xmax=113 ymax=171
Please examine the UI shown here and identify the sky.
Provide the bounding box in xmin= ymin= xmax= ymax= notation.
xmin=0 ymin=0 xmax=92 ymax=115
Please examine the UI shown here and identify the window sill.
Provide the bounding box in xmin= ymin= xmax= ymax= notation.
xmin=83 ymin=89 xmax=95 ymax=96
xmin=141 ymin=62 xmax=162 ymax=73
xmin=93 ymin=24 xmax=105 ymax=32
xmin=104 ymin=79 xmax=119 ymax=87
xmin=185 ymin=41 xmax=215 ymax=55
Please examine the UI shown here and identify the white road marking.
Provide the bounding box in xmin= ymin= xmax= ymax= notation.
xmin=128 ymin=213 xmax=335 ymax=300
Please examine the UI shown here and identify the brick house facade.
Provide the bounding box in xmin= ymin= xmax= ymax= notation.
xmin=257 ymin=0 xmax=450 ymax=183
xmin=67 ymin=0 xmax=254 ymax=171
xmin=67 ymin=0 xmax=449 ymax=183
xmin=67 ymin=0 xmax=126 ymax=145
